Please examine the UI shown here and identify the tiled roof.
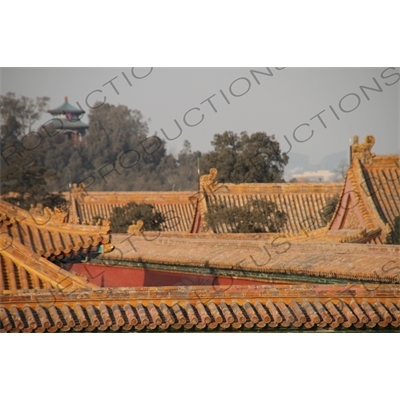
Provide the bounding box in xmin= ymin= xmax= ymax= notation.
xmin=48 ymin=97 xmax=84 ymax=114
xmin=0 ymin=200 xmax=110 ymax=295
xmin=0 ymin=231 xmax=97 ymax=294
xmin=360 ymin=156 xmax=400 ymax=231
xmin=1 ymin=137 xmax=399 ymax=333
xmin=204 ymin=182 xmax=342 ymax=234
xmin=68 ymin=191 xmax=197 ymax=232
xmin=103 ymin=234 xmax=400 ymax=284
xmin=0 ymin=200 xmax=111 ymax=258
xmin=329 ymin=139 xmax=400 ymax=244
xmin=66 ymin=183 xmax=342 ymax=235
xmin=70 ymin=144 xmax=395 ymax=242
xmin=1 ymin=284 xmax=399 ymax=332
xmin=46 ymin=119 xmax=89 ymax=130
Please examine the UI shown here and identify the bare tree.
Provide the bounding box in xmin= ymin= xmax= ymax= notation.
xmin=334 ymin=158 xmax=349 ymax=181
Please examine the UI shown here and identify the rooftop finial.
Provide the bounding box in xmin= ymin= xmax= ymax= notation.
xmin=64 ymin=96 xmax=68 ymax=103
xmin=200 ymin=168 xmax=219 ymax=192
xmin=351 ymin=135 xmax=376 ymax=165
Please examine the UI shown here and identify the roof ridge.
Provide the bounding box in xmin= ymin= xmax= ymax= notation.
xmin=48 ymin=97 xmax=84 ymax=114
xmin=0 ymin=234 xmax=98 ymax=294
xmin=349 ymin=158 xmax=377 ymax=231
xmin=355 ymin=159 xmax=388 ymax=233
xmin=0 ymin=200 xmax=110 ymax=236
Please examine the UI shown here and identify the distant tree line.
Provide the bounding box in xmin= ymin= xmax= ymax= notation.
xmin=0 ymin=93 xmax=288 ymax=211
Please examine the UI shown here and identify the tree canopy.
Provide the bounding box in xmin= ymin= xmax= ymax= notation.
xmin=0 ymin=92 xmax=64 ymax=209
xmin=0 ymin=92 xmax=49 ymax=138
xmin=1 ymin=94 xmax=291 ymax=210
xmin=41 ymin=101 xmax=201 ymax=192
xmin=200 ymin=131 xmax=289 ymax=184
xmin=391 ymin=216 xmax=400 ymax=245
xmin=319 ymin=194 xmax=340 ymax=226
xmin=109 ymin=201 xmax=165 ymax=233
xmin=205 ymin=198 xmax=287 ymax=233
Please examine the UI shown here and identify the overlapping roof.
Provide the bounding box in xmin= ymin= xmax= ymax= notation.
xmin=329 ymin=138 xmax=400 ymax=244
xmin=67 ymin=191 xmax=196 ymax=232
xmin=103 ymin=234 xmax=400 ymax=285
xmin=202 ymin=182 xmax=341 ymax=234
xmin=0 ymin=200 xmax=110 ymax=294
xmin=1 ymin=135 xmax=399 ymax=332
xmin=67 ymin=183 xmax=342 ymax=235
xmin=0 ymin=200 xmax=111 ymax=258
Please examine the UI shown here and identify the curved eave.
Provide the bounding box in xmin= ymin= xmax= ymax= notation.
xmin=45 ymin=120 xmax=89 ymax=130
xmin=1 ymin=284 xmax=399 ymax=332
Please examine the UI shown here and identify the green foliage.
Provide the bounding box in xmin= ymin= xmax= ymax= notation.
xmin=0 ymin=92 xmax=50 ymax=138
xmin=41 ymin=103 xmax=200 ymax=192
xmin=0 ymin=94 xmax=203 ymax=198
xmin=109 ymin=202 xmax=165 ymax=233
xmin=200 ymin=131 xmax=289 ymax=184
xmin=319 ymin=194 xmax=340 ymax=226
xmin=159 ymin=140 xmax=201 ymax=191
xmin=1 ymin=96 xmax=289 ymax=196
xmin=205 ymin=198 xmax=287 ymax=233
xmin=0 ymin=93 xmax=66 ymax=210
xmin=392 ymin=216 xmax=400 ymax=245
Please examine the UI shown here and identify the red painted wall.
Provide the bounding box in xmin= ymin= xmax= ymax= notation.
xmin=70 ymin=263 xmax=281 ymax=288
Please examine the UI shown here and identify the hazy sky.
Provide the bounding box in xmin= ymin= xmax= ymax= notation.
xmin=1 ymin=67 xmax=399 ymax=164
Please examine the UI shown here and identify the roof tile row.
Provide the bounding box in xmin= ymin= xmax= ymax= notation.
xmin=0 ymin=200 xmax=110 ymax=258
xmin=1 ymin=297 xmax=399 ymax=332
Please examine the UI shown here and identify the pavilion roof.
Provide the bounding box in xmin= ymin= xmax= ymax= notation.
xmin=47 ymin=119 xmax=89 ymax=130
xmin=48 ymin=96 xmax=84 ymax=115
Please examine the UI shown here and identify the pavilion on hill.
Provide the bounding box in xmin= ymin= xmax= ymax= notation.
xmin=46 ymin=96 xmax=89 ymax=143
